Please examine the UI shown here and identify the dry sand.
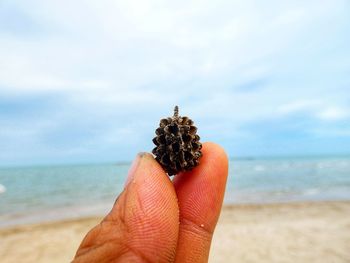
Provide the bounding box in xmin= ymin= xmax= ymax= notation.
xmin=0 ymin=201 xmax=349 ymax=263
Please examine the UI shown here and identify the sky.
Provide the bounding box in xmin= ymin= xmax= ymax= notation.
xmin=0 ymin=0 xmax=350 ymax=166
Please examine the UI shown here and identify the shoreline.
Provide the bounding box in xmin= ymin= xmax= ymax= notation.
xmin=2 ymin=199 xmax=350 ymax=229
xmin=0 ymin=200 xmax=349 ymax=229
xmin=1 ymin=201 xmax=350 ymax=263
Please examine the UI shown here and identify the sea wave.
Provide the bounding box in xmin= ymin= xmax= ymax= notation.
xmin=0 ymin=184 xmax=6 ymax=194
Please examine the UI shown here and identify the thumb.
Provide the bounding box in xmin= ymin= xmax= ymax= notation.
xmin=74 ymin=153 xmax=179 ymax=263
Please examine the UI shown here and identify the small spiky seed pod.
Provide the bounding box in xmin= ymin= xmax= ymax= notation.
xmin=152 ymin=106 xmax=202 ymax=176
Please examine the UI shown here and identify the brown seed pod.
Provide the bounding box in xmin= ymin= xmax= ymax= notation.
xmin=152 ymin=106 xmax=202 ymax=176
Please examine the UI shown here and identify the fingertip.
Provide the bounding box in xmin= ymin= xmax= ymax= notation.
xmin=206 ymin=141 xmax=229 ymax=161
xmin=200 ymin=142 xmax=229 ymax=177
xmin=174 ymin=142 xmax=229 ymax=190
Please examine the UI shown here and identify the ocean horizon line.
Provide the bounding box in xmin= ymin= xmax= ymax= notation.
xmin=1 ymin=152 xmax=350 ymax=169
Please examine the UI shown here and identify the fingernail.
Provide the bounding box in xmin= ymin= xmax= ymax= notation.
xmin=124 ymin=153 xmax=146 ymax=187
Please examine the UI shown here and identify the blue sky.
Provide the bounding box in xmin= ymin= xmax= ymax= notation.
xmin=0 ymin=0 xmax=350 ymax=166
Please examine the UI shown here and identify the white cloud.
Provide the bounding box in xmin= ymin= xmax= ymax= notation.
xmin=2 ymin=0 xmax=346 ymax=97
xmin=278 ymin=100 xmax=350 ymax=122
xmin=278 ymin=100 xmax=322 ymax=115
xmin=317 ymin=107 xmax=349 ymax=121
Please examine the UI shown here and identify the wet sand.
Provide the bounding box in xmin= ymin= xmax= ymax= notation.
xmin=1 ymin=201 xmax=349 ymax=263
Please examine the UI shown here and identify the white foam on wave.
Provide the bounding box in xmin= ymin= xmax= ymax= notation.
xmin=254 ymin=165 xmax=265 ymax=172
xmin=0 ymin=184 xmax=6 ymax=194
xmin=304 ymin=188 xmax=320 ymax=196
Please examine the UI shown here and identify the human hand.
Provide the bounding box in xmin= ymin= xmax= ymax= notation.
xmin=73 ymin=142 xmax=228 ymax=263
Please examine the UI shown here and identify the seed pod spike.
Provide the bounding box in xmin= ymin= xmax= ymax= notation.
xmin=152 ymin=106 xmax=202 ymax=176
xmin=173 ymin=105 xmax=179 ymax=119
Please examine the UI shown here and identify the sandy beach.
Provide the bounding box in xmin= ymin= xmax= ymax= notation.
xmin=1 ymin=201 xmax=349 ymax=263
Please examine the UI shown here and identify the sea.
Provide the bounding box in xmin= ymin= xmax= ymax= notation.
xmin=1 ymin=156 xmax=350 ymax=228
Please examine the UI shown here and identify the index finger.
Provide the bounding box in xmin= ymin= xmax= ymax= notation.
xmin=173 ymin=142 xmax=229 ymax=263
